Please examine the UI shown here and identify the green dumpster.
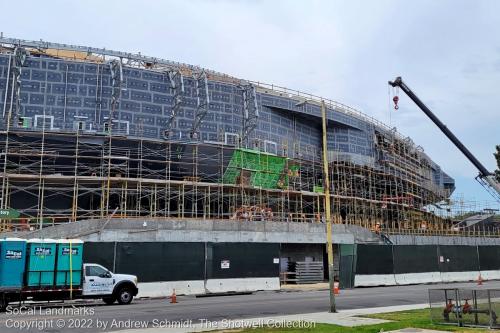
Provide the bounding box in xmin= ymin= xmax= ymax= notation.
xmin=26 ymin=239 xmax=57 ymax=287
xmin=55 ymin=239 xmax=83 ymax=287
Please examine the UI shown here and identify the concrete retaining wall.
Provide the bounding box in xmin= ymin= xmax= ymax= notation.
xmin=394 ymin=272 xmax=442 ymax=285
xmin=205 ymin=277 xmax=280 ymax=294
xmin=355 ymin=271 xmax=482 ymax=287
xmin=137 ymin=277 xmax=280 ymax=297
xmin=5 ymin=218 xmax=384 ymax=244
xmin=138 ymin=280 xmax=205 ymax=297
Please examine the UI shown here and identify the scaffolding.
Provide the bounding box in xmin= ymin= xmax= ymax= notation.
xmin=0 ymin=127 xmax=497 ymax=237
xmin=0 ymin=129 xmax=325 ymax=230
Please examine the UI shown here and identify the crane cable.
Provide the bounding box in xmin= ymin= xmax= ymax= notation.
xmin=387 ymin=84 xmax=392 ymax=127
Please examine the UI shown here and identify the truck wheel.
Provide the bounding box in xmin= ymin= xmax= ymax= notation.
xmin=102 ymin=297 xmax=115 ymax=305
xmin=117 ymin=287 xmax=133 ymax=305
xmin=0 ymin=296 xmax=7 ymax=312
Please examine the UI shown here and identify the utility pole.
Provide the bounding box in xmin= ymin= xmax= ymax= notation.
xmin=294 ymin=98 xmax=336 ymax=312
xmin=320 ymin=100 xmax=336 ymax=313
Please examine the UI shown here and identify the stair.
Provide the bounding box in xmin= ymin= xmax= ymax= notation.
xmin=379 ymin=232 xmax=394 ymax=245
xmin=454 ymin=214 xmax=495 ymax=229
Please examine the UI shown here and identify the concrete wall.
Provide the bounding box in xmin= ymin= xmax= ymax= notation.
xmin=390 ymin=234 xmax=500 ymax=246
xmin=5 ymin=218 xmax=385 ymax=244
xmin=137 ymin=277 xmax=280 ymax=298
xmin=354 ymin=271 xmax=486 ymax=287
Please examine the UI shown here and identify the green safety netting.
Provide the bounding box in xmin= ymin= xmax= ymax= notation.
xmin=223 ymin=148 xmax=294 ymax=189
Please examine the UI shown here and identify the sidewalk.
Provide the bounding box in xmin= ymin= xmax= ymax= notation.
xmin=119 ymin=303 xmax=429 ymax=333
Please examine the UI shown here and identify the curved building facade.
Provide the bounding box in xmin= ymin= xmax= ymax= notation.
xmin=0 ymin=37 xmax=454 ymax=233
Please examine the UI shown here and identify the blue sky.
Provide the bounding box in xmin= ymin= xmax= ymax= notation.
xmin=1 ymin=0 xmax=499 ymax=204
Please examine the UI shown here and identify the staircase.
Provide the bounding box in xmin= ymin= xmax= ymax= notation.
xmin=453 ymin=213 xmax=495 ymax=230
xmin=379 ymin=232 xmax=394 ymax=245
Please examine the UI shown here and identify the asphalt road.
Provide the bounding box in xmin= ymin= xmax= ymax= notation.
xmin=1 ymin=280 xmax=500 ymax=333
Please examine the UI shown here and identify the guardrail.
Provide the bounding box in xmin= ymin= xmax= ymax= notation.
xmin=250 ymin=80 xmax=409 ymax=142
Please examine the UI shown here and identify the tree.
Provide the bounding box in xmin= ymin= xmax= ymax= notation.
xmin=495 ymin=145 xmax=500 ymax=182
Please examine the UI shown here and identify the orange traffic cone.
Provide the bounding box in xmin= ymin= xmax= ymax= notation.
xmin=170 ymin=289 xmax=178 ymax=303
xmin=477 ymin=274 xmax=483 ymax=286
xmin=333 ymin=281 xmax=340 ymax=295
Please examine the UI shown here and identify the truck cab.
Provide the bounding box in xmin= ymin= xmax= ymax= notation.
xmin=82 ymin=263 xmax=138 ymax=305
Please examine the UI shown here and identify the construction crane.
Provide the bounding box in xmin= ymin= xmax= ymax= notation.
xmin=388 ymin=76 xmax=500 ymax=203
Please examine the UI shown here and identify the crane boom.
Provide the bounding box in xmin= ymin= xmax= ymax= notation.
xmin=388 ymin=76 xmax=500 ymax=201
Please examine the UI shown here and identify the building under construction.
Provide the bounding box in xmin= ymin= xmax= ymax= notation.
xmin=0 ymin=37 xmax=462 ymax=235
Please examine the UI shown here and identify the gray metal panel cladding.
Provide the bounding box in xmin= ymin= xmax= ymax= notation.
xmin=0 ymin=52 xmax=453 ymax=189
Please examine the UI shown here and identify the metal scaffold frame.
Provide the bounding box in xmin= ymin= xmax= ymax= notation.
xmin=0 ymin=128 xmax=497 ymax=238
xmin=0 ymin=130 xmax=327 ymax=230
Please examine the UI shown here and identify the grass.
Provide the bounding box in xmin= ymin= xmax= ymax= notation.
xmin=218 ymin=309 xmax=489 ymax=332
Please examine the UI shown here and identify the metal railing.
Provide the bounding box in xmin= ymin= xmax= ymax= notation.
xmin=385 ymin=225 xmax=500 ymax=238
xmin=429 ymin=288 xmax=500 ymax=328
xmin=250 ymin=80 xmax=409 ymax=142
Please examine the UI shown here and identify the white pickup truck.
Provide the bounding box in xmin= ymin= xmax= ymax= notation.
xmin=82 ymin=263 xmax=139 ymax=305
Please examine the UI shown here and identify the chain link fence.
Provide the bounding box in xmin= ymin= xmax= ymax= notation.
xmin=429 ymin=288 xmax=499 ymax=328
